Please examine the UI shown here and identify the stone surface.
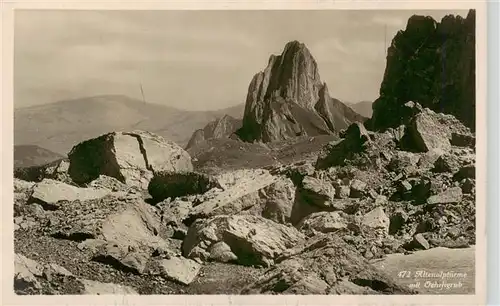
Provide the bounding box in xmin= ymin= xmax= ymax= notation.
xmin=349 ymin=179 xmax=367 ymax=198
xmin=427 ymin=187 xmax=463 ymax=205
xmin=298 ymin=211 xmax=348 ymax=236
xmin=45 ymin=195 xmax=170 ymax=260
xmin=93 ymin=242 xmax=150 ymax=274
xmin=29 ymin=179 xmax=111 ymax=209
xmin=451 ymin=132 xmax=476 ymax=148
xmin=150 ymin=257 xmax=201 ymax=285
xmin=300 ymin=176 xmax=336 ymax=208
xmin=183 ymin=215 xmax=305 ymax=267
xmin=315 ymin=122 xmax=369 ymax=167
xmin=68 ymin=130 xmax=193 ymax=188
xmin=412 ymin=234 xmax=430 ymax=250
xmin=186 ymin=169 xmax=276 ymax=221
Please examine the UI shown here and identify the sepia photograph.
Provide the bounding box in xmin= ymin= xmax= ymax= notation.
xmin=4 ymin=3 xmax=487 ymax=302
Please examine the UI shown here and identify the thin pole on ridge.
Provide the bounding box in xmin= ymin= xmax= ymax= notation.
xmin=140 ymin=83 xmax=146 ymax=104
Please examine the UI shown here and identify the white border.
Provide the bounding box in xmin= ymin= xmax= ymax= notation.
xmin=1 ymin=1 xmax=488 ymax=305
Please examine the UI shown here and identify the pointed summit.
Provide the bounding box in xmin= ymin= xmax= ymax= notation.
xmin=237 ymin=41 xmax=366 ymax=143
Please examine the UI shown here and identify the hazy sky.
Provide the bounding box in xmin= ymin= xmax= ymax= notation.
xmin=14 ymin=9 xmax=469 ymax=111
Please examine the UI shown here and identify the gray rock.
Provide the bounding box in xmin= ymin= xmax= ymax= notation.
xmin=68 ymin=130 xmax=193 ymax=188
xmin=236 ymin=41 xmax=364 ymax=143
xmin=300 ymin=176 xmax=336 ymax=208
xmin=298 ymin=211 xmax=348 ymax=236
xmin=454 ymin=164 xmax=475 ymax=180
xmin=413 ymin=234 xmax=430 ymax=250
xmin=335 ymin=185 xmax=350 ymax=199
xmin=349 ymin=179 xmax=367 ymax=198
xmin=407 ymin=109 xmax=452 ymax=152
xmin=79 ymin=279 xmax=138 ymax=295
xmin=427 ymin=187 xmax=463 ymax=205
xmin=29 ymin=179 xmax=111 ymax=209
xmin=208 ymin=241 xmax=238 ymax=263
xmin=361 ymin=207 xmax=390 ymax=236
xmin=461 ymin=178 xmax=475 ymax=194
xmin=151 ymin=257 xmax=201 ymax=285
xmin=148 ymin=171 xmax=217 ymax=202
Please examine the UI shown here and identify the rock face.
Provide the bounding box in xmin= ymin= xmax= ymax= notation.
xmin=236 ymin=41 xmax=365 ymax=143
xmin=371 ymin=10 xmax=475 ymax=131
xmin=186 ymin=115 xmax=242 ymax=149
xmin=68 ymin=130 xmax=193 ymax=188
xmin=29 ymin=179 xmax=111 ymax=209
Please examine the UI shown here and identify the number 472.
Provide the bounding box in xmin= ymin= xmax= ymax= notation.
xmin=398 ymin=271 xmax=412 ymax=278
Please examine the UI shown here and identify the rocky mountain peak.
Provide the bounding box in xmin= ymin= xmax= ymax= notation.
xmin=370 ymin=9 xmax=475 ymax=131
xmin=237 ymin=41 xmax=365 ymax=143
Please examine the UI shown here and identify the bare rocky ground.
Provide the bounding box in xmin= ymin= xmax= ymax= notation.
xmin=13 ymin=101 xmax=476 ymax=295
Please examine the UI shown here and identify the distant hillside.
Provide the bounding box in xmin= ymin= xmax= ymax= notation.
xmin=186 ymin=115 xmax=243 ymax=149
xmin=14 ymin=95 xmax=244 ymax=155
xmin=346 ymin=101 xmax=373 ymax=118
xmin=14 ymin=145 xmax=64 ymax=169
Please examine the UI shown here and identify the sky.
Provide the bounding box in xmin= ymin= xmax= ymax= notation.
xmin=14 ymin=9 xmax=470 ymax=111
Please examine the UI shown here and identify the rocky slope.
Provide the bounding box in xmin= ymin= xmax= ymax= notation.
xmin=370 ymin=10 xmax=475 ymax=131
xmin=14 ymin=100 xmax=476 ymax=295
xmin=185 ymin=115 xmax=242 ymax=150
xmin=236 ymin=41 xmax=366 ymax=143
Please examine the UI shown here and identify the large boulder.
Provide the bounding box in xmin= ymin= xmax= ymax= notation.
xmin=29 ymin=179 xmax=111 ymax=210
xmin=68 ymin=131 xmax=193 ymax=188
xmin=182 ymin=215 xmax=305 ymax=267
xmin=315 ymin=122 xmax=396 ymax=170
xmin=405 ymin=107 xmax=471 ymax=152
xmin=241 ymin=234 xmax=415 ymax=294
xmin=236 ymin=40 xmax=365 ymax=143
xmin=44 ymin=193 xmax=173 ymax=273
xmin=147 ymin=256 xmax=201 ymax=285
xmin=297 ymin=211 xmax=348 ymax=236
xmin=300 ymin=176 xmax=337 ymax=208
xmin=154 ymin=170 xmax=296 ymax=226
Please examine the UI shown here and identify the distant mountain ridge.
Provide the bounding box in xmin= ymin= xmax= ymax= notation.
xmin=14 ymin=95 xmax=244 ymax=155
xmin=370 ymin=10 xmax=475 ymax=131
